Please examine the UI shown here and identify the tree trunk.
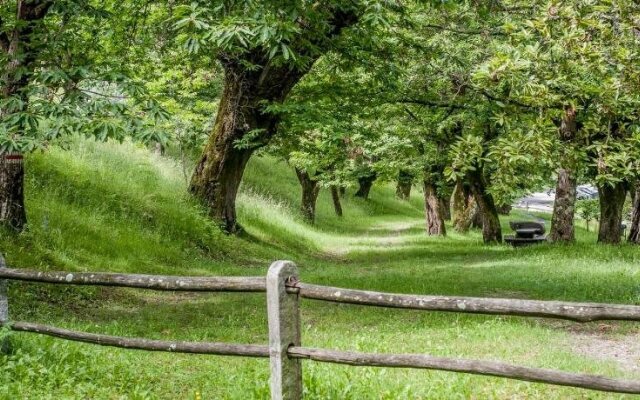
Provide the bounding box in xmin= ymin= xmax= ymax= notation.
xmin=339 ymin=186 xmax=346 ymax=197
xmin=597 ymin=182 xmax=627 ymax=244
xmin=423 ymin=180 xmax=446 ymax=236
xmin=453 ymin=180 xmax=480 ymax=233
xmin=549 ymin=169 xmax=577 ymax=242
xmin=189 ymin=59 xmax=306 ymax=233
xmin=0 ymin=153 xmax=26 ymax=231
xmin=355 ymin=172 xmax=376 ymax=199
xmin=467 ymin=170 xmax=502 ymax=243
xmin=549 ymin=106 xmax=578 ymax=243
xmin=330 ymin=186 xmax=343 ymax=217
xmin=628 ymin=184 xmax=640 ymax=244
xmin=439 ymin=194 xmax=451 ymax=221
xmin=0 ymin=2 xmax=54 ymax=234
xmin=471 ymin=200 xmax=483 ymax=229
xmin=395 ymin=170 xmax=412 ymax=200
xmin=451 ymin=180 xmax=466 ymax=228
xmin=497 ymin=204 xmax=512 ymax=215
xmin=295 ymin=169 xmax=320 ymax=223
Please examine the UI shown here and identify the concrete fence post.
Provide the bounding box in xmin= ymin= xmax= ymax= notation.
xmin=266 ymin=260 xmax=302 ymax=400
xmin=0 ymin=254 xmax=9 ymax=353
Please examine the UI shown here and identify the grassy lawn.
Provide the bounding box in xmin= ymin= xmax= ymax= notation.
xmin=1 ymin=140 xmax=639 ymax=399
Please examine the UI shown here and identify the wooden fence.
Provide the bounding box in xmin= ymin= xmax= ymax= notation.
xmin=1 ymin=257 xmax=640 ymax=399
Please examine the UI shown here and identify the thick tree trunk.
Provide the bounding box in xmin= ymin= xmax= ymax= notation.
xmin=0 ymin=3 xmax=55 ymax=234
xmin=628 ymin=184 xmax=640 ymax=244
xmin=295 ymin=169 xmax=320 ymax=223
xmin=471 ymin=201 xmax=483 ymax=229
xmin=456 ymin=197 xmax=479 ymax=233
xmin=467 ymin=170 xmax=502 ymax=243
xmin=550 ymin=106 xmax=578 ymax=243
xmin=439 ymin=194 xmax=451 ymax=221
xmin=395 ymin=170 xmax=413 ymax=200
xmin=330 ymin=186 xmax=343 ymax=217
xmin=0 ymin=153 xmax=26 ymax=231
xmin=451 ymin=180 xmax=466 ymax=228
xmin=597 ymin=182 xmax=627 ymax=244
xmin=549 ymin=168 xmax=578 ymax=242
xmin=549 ymin=169 xmax=577 ymax=242
xmin=423 ymin=181 xmax=446 ymax=236
xmin=452 ymin=180 xmax=480 ymax=233
xmin=189 ymin=60 xmax=306 ymax=233
xmin=355 ymin=172 xmax=376 ymax=199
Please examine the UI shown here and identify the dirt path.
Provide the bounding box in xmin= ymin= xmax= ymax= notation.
xmin=570 ymin=331 xmax=640 ymax=373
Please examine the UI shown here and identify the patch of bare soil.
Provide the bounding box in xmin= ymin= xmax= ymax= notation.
xmin=570 ymin=329 xmax=640 ymax=373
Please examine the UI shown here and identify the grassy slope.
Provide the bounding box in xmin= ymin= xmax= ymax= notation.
xmin=1 ymin=139 xmax=640 ymax=399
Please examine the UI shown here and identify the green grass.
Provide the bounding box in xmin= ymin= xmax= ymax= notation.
xmin=1 ymin=139 xmax=640 ymax=399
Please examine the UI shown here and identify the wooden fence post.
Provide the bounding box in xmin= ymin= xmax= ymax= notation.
xmin=267 ymin=260 xmax=302 ymax=400
xmin=0 ymin=254 xmax=9 ymax=353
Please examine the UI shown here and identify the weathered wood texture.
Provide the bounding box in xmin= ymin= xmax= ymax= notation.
xmin=288 ymin=347 xmax=640 ymax=395
xmin=0 ymin=255 xmax=8 ymax=353
xmin=0 ymin=268 xmax=265 ymax=292
xmin=3 ymin=321 xmax=269 ymax=357
xmin=4 ymin=267 xmax=640 ymax=323
xmin=4 ymin=318 xmax=639 ymax=395
xmin=3 ymin=261 xmax=640 ymax=396
xmin=0 ymin=255 xmax=7 ymax=323
xmin=267 ymin=261 xmax=302 ymax=400
xmin=293 ymin=283 xmax=640 ymax=322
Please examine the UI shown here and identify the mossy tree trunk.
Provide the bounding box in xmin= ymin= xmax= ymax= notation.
xmin=452 ymin=180 xmax=481 ymax=233
xmin=190 ymin=59 xmax=307 ymax=233
xmin=467 ymin=169 xmax=501 ymax=243
xmin=597 ymin=182 xmax=627 ymax=244
xmin=295 ymin=169 xmax=320 ymax=223
xmin=189 ymin=12 xmax=358 ymax=233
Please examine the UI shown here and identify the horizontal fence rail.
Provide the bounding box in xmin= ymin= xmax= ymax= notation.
xmin=288 ymin=347 xmax=640 ymax=395
xmin=0 ymin=268 xmax=266 ymax=292
xmin=1 ymin=260 xmax=640 ymax=399
xmin=3 ymin=321 xmax=269 ymax=357
xmin=3 ymin=268 xmax=640 ymax=323
xmin=294 ymin=283 xmax=640 ymax=323
xmin=1 ymin=320 xmax=639 ymax=395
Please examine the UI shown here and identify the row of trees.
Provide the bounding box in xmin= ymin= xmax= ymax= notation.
xmin=1 ymin=1 xmax=640 ymax=246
